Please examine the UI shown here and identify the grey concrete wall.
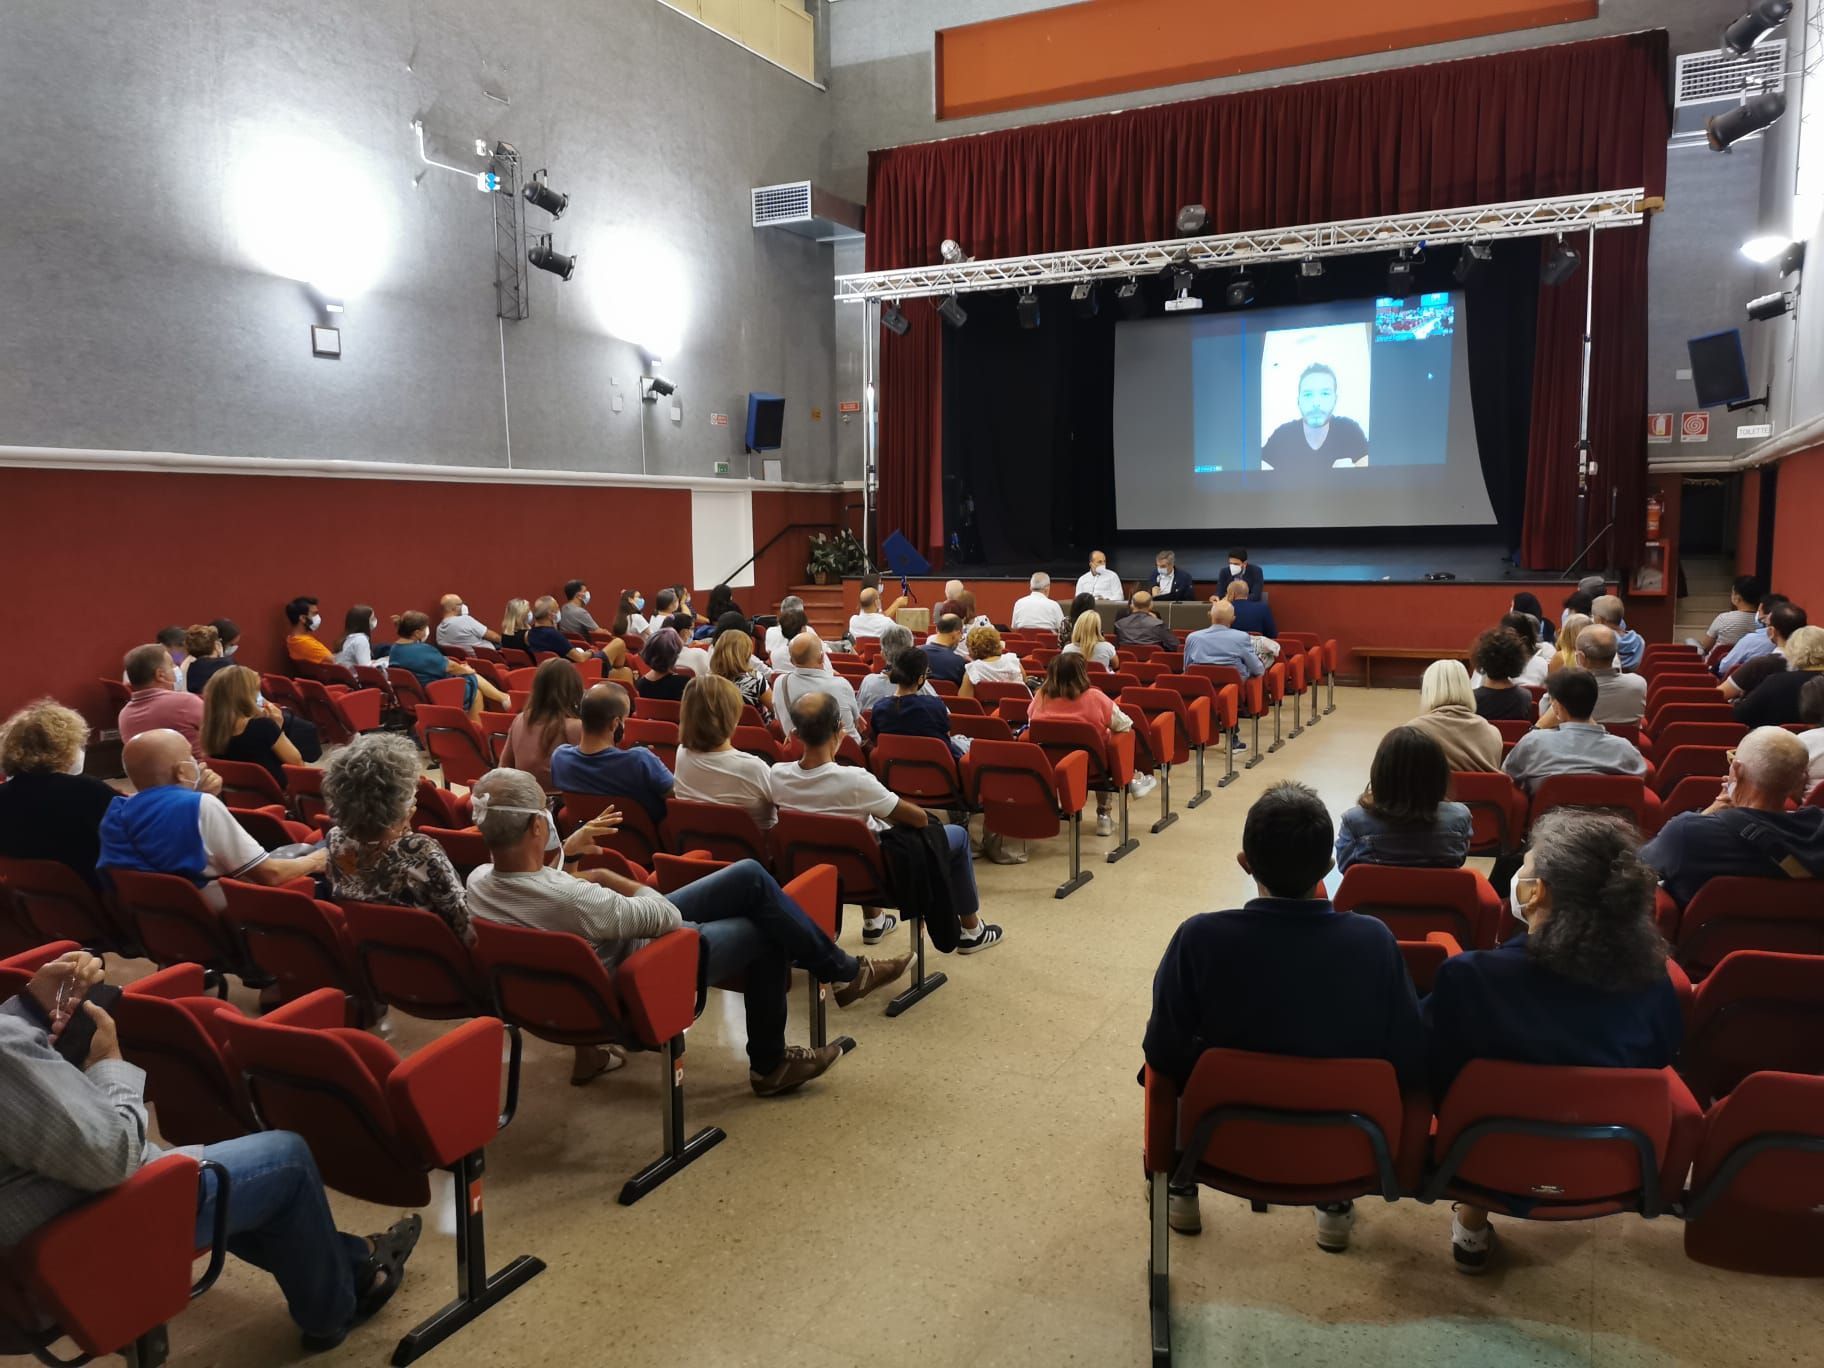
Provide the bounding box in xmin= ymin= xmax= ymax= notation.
xmin=0 ymin=0 xmax=844 ymax=482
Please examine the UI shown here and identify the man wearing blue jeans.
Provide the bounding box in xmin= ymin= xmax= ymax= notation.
xmin=463 ymin=768 xmax=915 ymax=1096
xmin=769 ymin=692 xmax=1004 ymax=955
xmin=0 ymin=951 xmax=420 ymax=1350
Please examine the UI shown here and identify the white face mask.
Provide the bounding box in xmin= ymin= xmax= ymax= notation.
xmin=1509 ymin=873 xmax=1534 ymax=926
xmin=369 ymin=615 xmax=379 ymax=632
xmin=458 ymin=603 xmax=470 ymax=617
xmin=65 ymin=747 xmax=86 ymax=777
xmin=581 ymin=590 xmax=591 ymax=605
xmin=224 ymin=643 xmax=238 ymax=656
xmin=255 ymin=692 xmax=265 ymax=710
xmin=308 ymin=614 xmax=321 ymax=631
xmin=181 ymin=761 xmax=203 ymax=790
xmin=1229 ymin=562 xmax=1243 ymax=574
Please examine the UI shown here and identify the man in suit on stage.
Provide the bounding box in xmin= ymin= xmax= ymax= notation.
xmin=1150 ymin=550 xmax=1195 ymax=602
xmin=1213 ymin=549 xmax=1265 ymax=602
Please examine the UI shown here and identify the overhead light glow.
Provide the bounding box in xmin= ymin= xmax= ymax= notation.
xmin=227 ymin=128 xmax=394 ymax=298
xmin=1741 ymin=235 xmax=1793 ymax=263
xmin=582 ymin=225 xmax=691 ymax=358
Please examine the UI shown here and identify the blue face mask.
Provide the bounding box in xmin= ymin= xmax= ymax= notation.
xmin=634 ymin=597 xmax=645 ymax=612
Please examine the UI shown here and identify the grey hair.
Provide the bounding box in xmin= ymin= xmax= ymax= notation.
xmin=779 ymin=594 xmax=804 ymax=614
xmin=1590 ymin=594 xmax=1625 ymax=627
xmin=472 ymin=768 xmax=549 ymax=849
xmin=1030 ymin=572 xmax=1051 ymax=591
xmin=1527 ymin=809 xmax=1666 ymax=990
xmin=878 ymin=623 xmax=914 ymax=664
xmin=1576 ymin=624 xmax=1618 ymax=668
xmin=532 ymin=594 xmax=561 ymax=622
xmin=322 ymin=733 xmax=422 ymax=843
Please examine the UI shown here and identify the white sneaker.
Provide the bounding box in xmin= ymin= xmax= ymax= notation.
xmin=1167 ymin=1185 xmax=1202 ymax=1235
xmin=1095 ymin=811 xmax=1114 ymax=837
xmin=1314 ymin=1203 xmax=1356 ymax=1253
xmin=1130 ymin=773 xmax=1158 ymax=799
xmin=983 ymin=832 xmax=1029 ymax=865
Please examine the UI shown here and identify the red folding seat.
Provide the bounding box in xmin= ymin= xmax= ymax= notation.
xmin=0 ymin=940 xmax=80 ymax=1002
xmin=0 ymin=1153 xmax=229 ymax=1368
xmin=1449 ymin=772 xmax=1529 ymax=858
xmin=1029 ymin=718 xmax=1140 ymax=863
xmin=1529 ymin=774 xmax=1661 ymax=832
xmin=339 ymin=899 xmax=492 ymax=1022
xmin=294 ymin=677 xmax=383 ymax=743
xmin=1655 ymin=774 xmax=1724 ymax=829
xmin=1186 ymin=664 xmax=1270 ymax=767
xmin=928 ymin=677 xmax=958 ymax=696
xmin=112 ymin=961 xmax=268 ymax=1144
xmin=419 ymin=824 xmax=493 ymax=881
xmin=471 ymin=709 xmax=515 ymax=764
xmin=1123 ymin=643 xmax=1157 ymax=663
xmin=995 ymin=697 xmax=1030 ymax=727
xmin=0 ymin=857 xmax=134 ymax=954
xmin=1124 ymin=684 xmax=1209 ymax=812
xmin=661 ymin=799 xmax=772 ymax=865
xmin=1116 ymin=690 xmax=1184 ymax=835
xmin=416 ymin=704 xmax=493 ymax=788
xmin=1651 ymin=745 xmax=1732 ymax=799
xmin=572 ymin=656 xmax=604 ymax=682
xmin=962 ymin=740 xmax=1091 ymax=899
xmin=1090 ymin=670 xmax=1140 ymax=698
xmin=1670 ymin=876 xmax=1824 ymax=980
xmin=1277 ymin=632 xmax=1329 ymax=731
xmin=632 ymin=696 xmax=681 ymax=722
xmin=216 ymin=990 xmax=543 ymax=1361
xmin=621 ymin=717 xmax=679 ymax=771
xmin=97 ymin=677 xmax=131 ymax=716
xmin=1332 ymin=864 xmax=1504 ymax=949
xmin=261 ymin=675 xmax=307 ymax=713
xmin=1143 ymin=1050 xmax=1427 ymax=1367
xmin=228 ymin=805 xmax=319 ymax=850
xmin=947 ymin=712 xmax=1013 ymax=743
xmin=1645 ymin=686 xmax=1726 ymax=723
xmin=1398 ymin=932 xmax=1464 ymax=993
xmin=221 ymin=878 xmax=373 ymax=1021
xmin=1682 ymin=1072 xmax=1824 ymax=1276
xmin=730 ymin=725 xmax=783 ymax=763
xmin=1156 ymin=674 xmax=1241 ymax=788
xmin=108 ymin=869 xmax=263 ymax=992
xmin=1491 ymin=718 xmax=1533 ymax=755
xmin=1154 ymin=652 xmax=1184 ymax=672
xmin=1421 ymin=1061 xmax=1702 ymax=1218
xmin=557 ymin=791 xmax=663 ymax=866
xmin=503 ymin=666 xmax=541 ymax=692
xmin=412 ymin=776 xmax=471 ymax=831
xmin=1127 ymin=659 xmax=1166 ymax=684
xmin=207 ymin=757 xmax=291 ymax=812
xmin=1648 ymin=720 xmax=1744 ymax=765
xmin=386 ymin=667 xmax=432 ymax=718
xmin=869 ymin=735 xmax=968 ymax=812
xmin=1647 ymin=672 xmax=1717 ymax=705
xmin=282 ymin=763 xmax=328 ymax=825
xmin=970 ymin=680 xmax=1032 ymax=709
xmin=1679 ymin=950 xmax=1824 ymax=1105
xmin=1644 ymin=701 xmax=1736 ymax=733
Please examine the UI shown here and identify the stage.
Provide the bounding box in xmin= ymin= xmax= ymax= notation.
xmin=975 ymin=540 xmax=1545 ymax=587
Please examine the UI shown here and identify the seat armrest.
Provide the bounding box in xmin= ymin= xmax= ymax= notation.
xmin=782 ymin=864 xmax=839 ymax=939
xmin=1423 ymin=931 xmax=1465 ymax=958
xmin=1143 ymin=1065 xmax=1177 ymax=1175
xmin=260 ymin=986 xmax=349 ymax=1031
xmin=614 ymin=928 xmax=702 ymax=1047
xmin=388 ymin=1016 xmax=506 ymax=1166
xmin=1187 ymin=696 xmax=1211 ymax=745
xmin=1051 ymin=750 xmax=1089 ymax=814
xmin=1149 ymin=714 xmax=1175 ymax=767
xmin=1397 ymin=1089 xmax=1435 ymax=1195
xmin=1653 ymin=886 xmax=1682 ymax=938
xmin=123 ymin=962 xmax=206 ymax=1000
xmin=1107 ymin=729 xmax=1136 ymax=786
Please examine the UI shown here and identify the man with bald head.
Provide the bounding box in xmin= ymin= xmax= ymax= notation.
xmin=1590 ymin=594 xmax=1644 ymax=672
xmin=97 ymin=730 xmax=326 ymax=909
xmin=771 ymin=632 xmax=861 ymax=742
xmin=848 ymin=586 xmax=899 ymax=641
xmin=1076 ymin=550 xmax=1123 ymax=601
xmin=1183 ymin=598 xmax=1261 ymax=753
xmin=1113 ymin=590 xmax=1178 ymax=651
xmin=1541 ymin=623 xmax=1645 ymax=727
xmin=435 ymin=593 xmax=498 ymax=650
xmin=1641 ymin=726 xmax=1824 ymax=905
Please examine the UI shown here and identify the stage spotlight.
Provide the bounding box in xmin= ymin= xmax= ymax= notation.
xmin=1070 ymin=281 xmax=1099 ymax=318
xmin=522 ymin=170 xmax=568 ymax=219
xmin=1386 ymin=249 xmax=1414 ymax=293
xmin=1164 ymin=266 xmax=1202 ymax=313
xmin=640 ymin=375 xmax=678 ymax=401
xmin=1116 ymin=278 xmax=1145 ymax=319
xmin=1296 ymin=257 xmax=1325 ymax=302
xmin=1299 ymin=257 xmax=1324 ymax=279
xmin=1781 ymin=240 xmax=1808 ymax=276
xmin=1723 ymin=0 xmax=1792 ymax=55
xmin=528 ymin=234 xmax=575 ymax=280
xmin=939 ymin=238 xmax=969 ymax=265
xmin=1016 ymin=287 xmax=1041 ymax=329
xmin=880 ymin=301 xmax=910 ymax=336
xmin=1225 ymin=270 xmax=1257 ymax=308
xmin=937 ymin=293 xmax=968 ymax=327
xmin=1454 ymin=242 xmax=1493 ymax=284
xmin=1541 ymin=236 xmax=1581 ymax=286
xmin=1176 ymin=204 xmax=1209 ymax=237
xmin=1747 ymin=289 xmax=1795 ymax=320
xmin=1708 ymin=91 xmax=1787 ymax=151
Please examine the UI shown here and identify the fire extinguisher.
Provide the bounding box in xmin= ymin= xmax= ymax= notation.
xmin=1645 ymin=489 xmax=1663 ymax=540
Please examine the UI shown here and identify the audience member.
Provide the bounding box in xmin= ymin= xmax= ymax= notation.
xmin=149 ymin=626 xmax=189 ymax=693
xmin=1010 ymin=573 xmax=1066 ymax=633
xmin=856 ymin=624 xmax=931 ymax=713
xmin=0 ymin=699 xmax=120 ymax=889
xmin=703 ymin=584 xmax=744 ymax=629
xmin=98 ymin=730 xmax=325 ymax=908
xmin=201 ymin=666 xmax=305 ymax=781
xmin=1590 ymin=595 xmax=1644 ymax=672
xmin=959 ymin=625 xmax=1027 ymax=700
xmin=285 ymin=597 xmax=332 ymax=666
xmin=1696 ymin=575 xmax=1764 ymax=653
xmin=118 ymin=642 xmax=205 ymax=755
xmin=1410 ymin=659 xmax=1502 ymax=773
xmin=1469 ymin=629 xmax=1533 ymax=722
xmin=674 ymin=676 xmax=777 ymax=828
xmin=1548 ymin=624 xmax=1646 ymax=726
xmin=334 ymin=605 xmax=389 ymax=670
xmin=0 ymin=948 xmax=423 ymax=1349
xmin=1031 ymin=652 xmax=1155 ymax=836
xmin=1223 ymin=580 xmax=1277 ymax=641
xmin=498 ymin=657 xmax=584 ymax=792
xmin=1424 ymin=809 xmax=1680 ymax=1272
xmin=1509 ymin=592 xmax=1547 ymax=646
xmin=922 ymin=614 xmax=969 ymax=685
xmin=1151 ymin=550 xmax=1195 ymax=602
xmin=869 ymin=647 xmax=964 ymax=761
xmin=1214 ymin=549 xmax=1264 ymax=601
xmin=1501 ymin=668 xmax=1646 ymax=794
xmin=773 ymin=633 xmax=862 ymax=741
xmin=948 ymin=588 xmax=993 ymax=634
xmin=322 ymin=733 xmax=469 ymax=937
xmin=1143 ymin=780 xmax=1423 ymax=1244
xmin=184 ymin=623 xmax=230 ymax=696
xmin=1733 ymin=624 xmax=1824 ymax=726
xmin=770 ymin=694 xmax=1002 ymax=953
xmin=673 ymin=622 xmax=713 ymax=675
xmin=634 ymin=628 xmax=690 ymax=703
xmin=1061 ymin=609 xmax=1119 ymax=671
xmin=769 ymin=605 xmax=822 ymax=672
xmin=1076 ymin=550 xmax=1124 ymax=600
xmin=467 ymin=767 xmax=909 ymax=1094
xmin=1559 ymin=588 xmax=1595 ymax=629
xmin=1499 ymin=611 xmax=1553 ymax=687
xmin=1334 ymin=727 xmax=1471 ymax=873
xmin=1802 ymin=675 xmax=1824 ymax=792
xmin=1716 ymin=593 xmax=1789 ymax=677
xmin=848 ymin=586 xmax=899 ymax=641
xmin=1113 ymin=591 xmax=1178 ymax=651
xmin=1550 ymin=613 xmax=1591 ymax=676
xmin=550 ymin=684 xmax=674 ymax=823
xmin=523 ymin=597 xmax=587 ymax=662
xmin=1721 ymin=601 xmax=1806 ymax=700
xmin=612 ymin=590 xmax=650 ymax=640
xmin=1181 ymin=601 xmax=1260 ymax=751
xmin=711 ymin=628 xmax=773 ymax=716
xmin=434 ymin=594 xmax=499 ymax=650
xmin=558 ymin=579 xmax=600 ymax=635
xmin=389 ymin=612 xmax=511 ymax=720
xmin=500 ymin=598 xmax=533 ymax=656
xmin=1640 ymin=725 xmax=1824 ymax=905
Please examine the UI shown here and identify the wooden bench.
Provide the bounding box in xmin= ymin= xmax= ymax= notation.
xmin=1354 ymin=646 xmax=1471 ymax=689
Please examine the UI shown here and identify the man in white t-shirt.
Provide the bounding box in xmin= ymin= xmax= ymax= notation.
xmin=1010 ymin=573 xmax=1066 ymax=633
xmin=847 ymin=586 xmax=899 ymax=641
xmin=770 ymin=694 xmax=1003 ymax=954
xmin=767 ymin=606 xmax=829 ymax=674
xmin=464 ymin=768 xmax=907 ymax=1094
xmin=96 ymin=730 xmax=327 ymax=911
xmin=1075 ymin=551 xmax=1123 ymax=601
xmin=435 ymin=594 xmax=499 ymax=650
xmin=772 ymin=634 xmax=861 ymax=741
xmin=764 ymin=596 xmax=805 ymax=662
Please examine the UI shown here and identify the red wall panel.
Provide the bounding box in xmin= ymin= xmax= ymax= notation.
xmin=1736 ymin=468 xmax=1762 ymax=578
xmin=1771 ymin=446 xmax=1824 ymax=602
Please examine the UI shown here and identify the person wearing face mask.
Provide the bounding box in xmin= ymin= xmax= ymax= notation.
xmin=201 ymin=666 xmax=306 ymax=782
xmin=1213 ymin=548 xmax=1264 ymax=602
xmin=1075 ymin=550 xmax=1124 ymax=601
xmin=333 ymin=604 xmax=390 ymax=670
xmin=97 ymin=729 xmax=327 ymax=911
xmin=558 ymin=579 xmax=600 ymax=636
xmin=434 ymin=593 xmax=500 ymax=651
xmin=183 ymin=622 xmax=233 ymax=695
xmin=0 ymin=699 xmax=122 ymax=890
xmin=118 ymin=642 xmax=206 ymax=755
xmin=549 ymin=685 xmax=674 ymax=824
xmin=284 ymin=596 xmax=332 ymax=665
xmin=1422 ymin=810 xmax=1682 ymax=1274
xmin=388 ymin=612 xmax=512 ymax=720
xmin=612 ymin=590 xmax=650 ymax=640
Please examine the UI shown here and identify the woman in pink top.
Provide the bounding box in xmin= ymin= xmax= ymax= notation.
xmin=1028 ymin=653 xmax=1156 ymax=836
xmin=499 ymin=658 xmax=584 ymax=792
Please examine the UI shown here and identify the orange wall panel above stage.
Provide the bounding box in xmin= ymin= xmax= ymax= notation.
xmin=935 ymin=0 xmax=1599 ymax=120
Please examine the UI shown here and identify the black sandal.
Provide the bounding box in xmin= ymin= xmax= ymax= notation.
xmin=299 ymin=1212 xmax=421 ymax=1354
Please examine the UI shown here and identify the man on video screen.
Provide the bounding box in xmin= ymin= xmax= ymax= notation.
xmin=1260 ymin=362 xmax=1369 ymax=475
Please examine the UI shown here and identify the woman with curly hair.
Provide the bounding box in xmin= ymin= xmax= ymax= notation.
xmin=1467 ymin=628 xmax=1533 ymax=723
xmin=0 ymin=698 xmax=121 ymax=888
xmin=958 ymin=625 xmax=1026 ymax=699
xmin=1422 ymin=808 xmax=1680 ymax=1273
xmin=321 ymin=733 xmax=470 ymax=941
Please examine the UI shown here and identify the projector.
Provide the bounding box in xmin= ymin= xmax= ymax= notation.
xmin=1163 ymin=295 xmax=1204 ymax=313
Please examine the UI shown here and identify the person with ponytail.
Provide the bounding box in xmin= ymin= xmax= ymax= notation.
xmin=1421 ymin=809 xmax=1681 ymax=1274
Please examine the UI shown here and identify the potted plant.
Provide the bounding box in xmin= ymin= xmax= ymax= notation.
xmin=806 ymin=530 xmax=867 ymax=584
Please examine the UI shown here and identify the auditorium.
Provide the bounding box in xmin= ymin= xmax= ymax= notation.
xmin=7 ymin=1 xmax=1824 ymax=1364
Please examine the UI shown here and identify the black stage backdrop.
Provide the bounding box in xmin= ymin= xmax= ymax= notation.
xmin=941 ymin=240 xmax=1541 ymax=570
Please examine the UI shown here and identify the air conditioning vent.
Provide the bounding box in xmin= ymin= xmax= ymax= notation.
xmin=751 ymin=181 xmax=865 ymax=243
xmin=1676 ymin=40 xmax=1786 ymax=108
xmin=753 ymin=181 xmax=814 ymax=227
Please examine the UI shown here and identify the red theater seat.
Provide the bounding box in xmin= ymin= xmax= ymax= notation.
xmin=339 ymin=899 xmax=491 ymax=1022
xmin=1670 ymin=876 xmax=1824 ymax=980
xmin=1683 ymin=1071 xmax=1824 ymax=1277
xmin=1332 ymin=865 xmax=1504 ymax=950
xmin=0 ymin=857 xmax=135 ymax=955
xmin=1680 ymin=950 xmax=1824 ymax=1106
xmin=661 ymin=799 xmax=771 ymax=866
xmin=962 ymin=741 xmax=1091 ymax=900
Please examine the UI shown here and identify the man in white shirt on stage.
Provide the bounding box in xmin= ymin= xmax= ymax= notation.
xmin=1075 ymin=551 xmax=1123 ymax=601
xmin=1010 ymin=573 xmax=1066 ymax=633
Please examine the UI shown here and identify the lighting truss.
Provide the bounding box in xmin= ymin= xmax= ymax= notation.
xmin=834 ymin=189 xmax=1648 ymax=303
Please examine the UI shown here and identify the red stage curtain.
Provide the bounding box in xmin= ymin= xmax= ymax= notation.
xmin=866 ymin=31 xmax=1670 ymax=569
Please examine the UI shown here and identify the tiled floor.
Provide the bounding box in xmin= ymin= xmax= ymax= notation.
xmin=155 ymin=688 xmax=1822 ymax=1365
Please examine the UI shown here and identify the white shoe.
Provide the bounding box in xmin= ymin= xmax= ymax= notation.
xmin=1168 ymin=1186 xmax=1202 ymax=1235
xmin=1314 ymin=1203 xmax=1356 ymax=1253
xmin=1130 ymin=773 xmax=1158 ymax=799
xmin=1095 ymin=811 xmax=1114 ymax=837
xmin=983 ymin=832 xmax=1029 ymax=865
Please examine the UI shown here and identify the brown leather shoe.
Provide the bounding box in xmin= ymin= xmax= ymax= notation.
xmin=833 ymin=951 xmax=915 ymax=1008
xmin=750 ymin=1043 xmax=844 ymax=1097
